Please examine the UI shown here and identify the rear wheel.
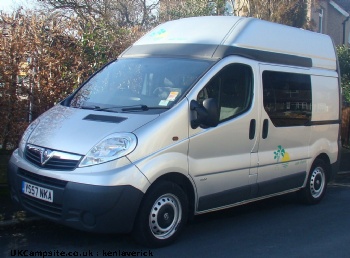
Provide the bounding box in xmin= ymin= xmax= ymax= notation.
xmin=298 ymin=159 xmax=327 ymax=204
xmin=132 ymin=181 xmax=188 ymax=247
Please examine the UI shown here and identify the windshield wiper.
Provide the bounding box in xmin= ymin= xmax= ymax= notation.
xmin=78 ymin=105 xmax=169 ymax=112
xmin=121 ymin=105 xmax=149 ymax=111
xmin=121 ymin=105 xmax=170 ymax=112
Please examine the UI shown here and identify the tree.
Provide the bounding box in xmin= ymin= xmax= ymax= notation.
xmin=0 ymin=11 xmax=29 ymax=149
xmin=337 ymin=45 xmax=350 ymax=103
xmin=234 ymin=0 xmax=312 ymax=29
xmin=159 ymin=0 xmax=211 ymax=21
xmin=38 ymin=0 xmax=147 ymax=72
xmin=158 ymin=0 xmax=235 ymax=22
xmin=0 ymin=9 xmax=83 ymax=149
xmin=38 ymin=0 xmax=160 ymax=29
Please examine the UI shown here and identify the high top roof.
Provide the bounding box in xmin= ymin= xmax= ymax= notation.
xmin=121 ymin=16 xmax=337 ymax=71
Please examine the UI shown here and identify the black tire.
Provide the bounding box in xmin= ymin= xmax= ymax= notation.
xmin=298 ymin=159 xmax=328 ymax=204
xmin=132 ymin=181 xmax=188 ymax=247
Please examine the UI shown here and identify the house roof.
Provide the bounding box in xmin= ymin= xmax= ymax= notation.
xmin=333 ymin=0 xmax=350 ymax=12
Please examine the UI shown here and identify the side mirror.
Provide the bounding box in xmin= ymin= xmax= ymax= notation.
xmin=190 ymin=98 xmax=219 ymax=129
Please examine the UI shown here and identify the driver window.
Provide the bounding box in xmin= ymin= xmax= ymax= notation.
xmin=197 ymin=63 xmax=253 ymax=122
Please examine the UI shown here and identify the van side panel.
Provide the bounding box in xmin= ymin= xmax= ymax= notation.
xmin=187 ymin=57 xmax=260 ymax=212
xmin=222 ymin=18 xmax=336 ymax=70
xmin=311 ymin=75 xmax=340 ymax=123
xmin=309 ymin=75 xmax=340 ymax=179
xmin=256 ymin=65 xmax=312 ymax=195
xmin=129 ymin=100 xmax=190 ymax=186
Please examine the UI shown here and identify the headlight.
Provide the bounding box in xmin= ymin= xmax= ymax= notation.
xmin=18 ymin=119 xmax=40 ymax=158
xmin=79 ymin=133 xmax=137 ymax=167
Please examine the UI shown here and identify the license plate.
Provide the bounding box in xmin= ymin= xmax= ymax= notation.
xmin=22 ymin=181 xmax=53 ymax=203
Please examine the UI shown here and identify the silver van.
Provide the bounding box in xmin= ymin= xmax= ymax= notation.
xmin=8 ymin=16 xmax=341 ymax=247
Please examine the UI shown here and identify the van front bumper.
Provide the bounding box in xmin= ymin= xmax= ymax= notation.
xmin=7 ymin=157 xmax=144 ymax=234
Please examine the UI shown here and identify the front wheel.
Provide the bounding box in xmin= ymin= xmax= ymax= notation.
xmin=132 ymin=181 xmax=188 ymax=247
xmin=298 ymin=159 xmax=328 ymax=204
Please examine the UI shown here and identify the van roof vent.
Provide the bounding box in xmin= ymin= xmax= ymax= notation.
xmin=83 ymin=114 xmax=127 ymax=123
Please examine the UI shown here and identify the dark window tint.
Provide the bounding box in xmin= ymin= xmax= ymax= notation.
xmin=263 ymin=71 xmax=312 ymax=127
xmin=198 ymin=63 xmax=253 ymax=122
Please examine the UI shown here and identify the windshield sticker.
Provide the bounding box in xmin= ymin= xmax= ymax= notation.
xmin=159 ymin=100 xmax=169 ymax=106
xmin=167 ymin=92 xmax=179 ymax=101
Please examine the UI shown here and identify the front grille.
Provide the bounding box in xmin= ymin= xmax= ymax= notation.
xmin=21 ymin=194 xmax=62 ymax=219
xmin=18 ymin=169 xmax=67 ymax=188
xmin=25 ymin=144 xmax=81 ymax=171
xmin=18 ymin=169 xmax=66 ymax=219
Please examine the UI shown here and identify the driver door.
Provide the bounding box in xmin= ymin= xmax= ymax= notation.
xmin=188 ymin=58 xmax=259 ymax=212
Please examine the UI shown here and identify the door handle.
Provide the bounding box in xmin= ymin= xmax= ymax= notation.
xmin=249 ymin=119 xmax=256 ymax=140
xmin=262 ymin=119 xmax=269 ymax=139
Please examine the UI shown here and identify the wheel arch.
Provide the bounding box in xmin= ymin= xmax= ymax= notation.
xmin=312 ymin=153 xmax=331 ymax=181
xmin=147 ymin=172 xmax=196 ymax=220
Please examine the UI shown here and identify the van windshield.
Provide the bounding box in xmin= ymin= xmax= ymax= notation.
xmin=69 ymin=57 xmax=213 ymax=112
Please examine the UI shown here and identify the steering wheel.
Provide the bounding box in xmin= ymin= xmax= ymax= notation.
xmin=153 ymin=87 xmax=171 ymax=98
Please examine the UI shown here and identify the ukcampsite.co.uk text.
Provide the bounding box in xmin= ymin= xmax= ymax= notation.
xmin=10 ymin=249 xmax=154 ymax=257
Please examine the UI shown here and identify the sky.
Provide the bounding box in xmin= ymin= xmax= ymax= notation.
xmin=0 ymin=0 xmax=36 ymax=13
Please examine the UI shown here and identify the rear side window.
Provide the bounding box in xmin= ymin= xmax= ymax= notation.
xmin=263 ymin=71 xmax=312 ymax=127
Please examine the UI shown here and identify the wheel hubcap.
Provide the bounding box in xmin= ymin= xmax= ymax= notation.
xmin=310 ymin=167 xmax=325 ymax=198
xmin=164 ymin=213 xmax=169 ymax=220
xmin=149 ymin=194 xmax=182 ymax=240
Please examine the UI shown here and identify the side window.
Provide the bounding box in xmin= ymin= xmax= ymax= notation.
xmin=262 ymin=71 xmax=312 ymax=127
xmin=198 ymin=63 xmax=253 ymax=122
